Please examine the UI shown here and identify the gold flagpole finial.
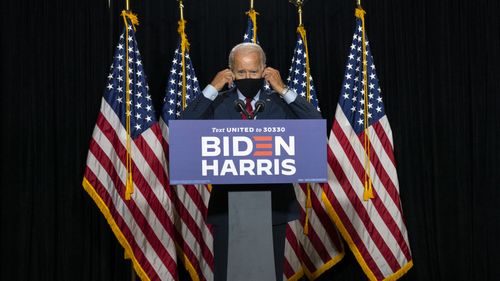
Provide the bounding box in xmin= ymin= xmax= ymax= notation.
xmin=126 ymin=0 xmax=130 ymax=11
xmin=178 ymin=0 xmax=184 ymax=21
xmin=250 ymin=0 xmax=254 ymax=10
xmin=357 ymin=0 xmax=362 ymax=8
xmin=289 ymin=0 xmax=305 ymax=26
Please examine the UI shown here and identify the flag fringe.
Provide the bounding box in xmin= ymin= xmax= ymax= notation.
xmin=287 ymin=269 xmax=304 ymax=281
xmin=176 ymin=244 xmax=202 ymax=281
xmin=285 ymin=251 xmax=345 ymax=281
xmin=303 ymin=251 xmax=345 ymax=280
xmin=82 ymin=177 xmax=151 ymax=281
xmin=321 ymin=192 xmax=412 ymax=281
xmin=384 ymin=260 xmax=414 ymax=281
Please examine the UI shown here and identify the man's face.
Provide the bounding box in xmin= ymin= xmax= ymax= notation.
xmin=232 ymin=51 xmax=264 ymax=79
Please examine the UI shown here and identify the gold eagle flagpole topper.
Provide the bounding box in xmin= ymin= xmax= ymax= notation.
xmin=289 ymin=0 xmax=308 ymax=27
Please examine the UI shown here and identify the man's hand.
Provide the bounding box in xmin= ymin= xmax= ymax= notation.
xmin=262 ymin=67 xmax=286 ymax=95
xmin=210 ymin=69 xmax=234 ymax=91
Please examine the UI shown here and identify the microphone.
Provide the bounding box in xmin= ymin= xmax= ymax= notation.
xmin=253 ymin=100 xmax=265 ymax=119
xmin=234 ymin=99 xmax=252 ymax=119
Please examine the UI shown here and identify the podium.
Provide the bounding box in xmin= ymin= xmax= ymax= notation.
xmin=169 ymin=119 xmax=326 ymax=280
xmin=227 ymin=191 xmax=275 ymax=281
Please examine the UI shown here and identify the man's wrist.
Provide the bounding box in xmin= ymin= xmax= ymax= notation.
xmin=280 ymin=85 xmax=289 ymax=96
xmin=282 ymin=87 xmax=297 ymax=104
xmin=203 ymin=84 xmax=219 ymax=101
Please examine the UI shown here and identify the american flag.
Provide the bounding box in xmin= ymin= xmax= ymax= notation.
xmin=322 ymin=8 xmax=413 ymax=280
xmin=285 ymin=29 xmax=320 ymax=110
xmin=243 ymin=9 xmax=259 ymax=44
xmin=283 ymin=28 xmax=345 ymax=281
xmin=159 ymin=31 xmax=215 ymax=281
xmin=82 ymin=12 xmax=178 ymax=280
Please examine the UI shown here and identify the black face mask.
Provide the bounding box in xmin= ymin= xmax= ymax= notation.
xmin=233 ymin=78 xmax=264 ymax=98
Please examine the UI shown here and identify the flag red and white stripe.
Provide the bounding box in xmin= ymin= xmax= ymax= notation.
xmin=321 ymin=9 xmax=412 ymax=280
xmin=283 ymin=25 xmax=345 ymax=281
xmin=284 ymin=183 xmax=345 ymax=281
xmin=160 ymin=122 xmax=215 ymax=281
xmin=323 ymin=7 xmax=413 ymax=280
xmin=83 ymin=14 xmax=178 ymax=280
xmin=83 ymin=101 xmax=178 ymax=280
xmin=160 ymin=28 xmax=214 ymax=280
xmin=323 ymin=108 xmax=413 ymax=280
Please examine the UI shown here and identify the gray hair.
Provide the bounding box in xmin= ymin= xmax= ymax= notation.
xmin=228 ymin=43 xmax=266 ymax=70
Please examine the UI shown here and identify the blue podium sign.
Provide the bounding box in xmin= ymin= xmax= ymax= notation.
xmin=169 ymin=119 xmax=326 ymax=185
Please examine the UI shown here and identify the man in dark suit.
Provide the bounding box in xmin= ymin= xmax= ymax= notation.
xmin=180 ymin=42 xmax=321 ymax=281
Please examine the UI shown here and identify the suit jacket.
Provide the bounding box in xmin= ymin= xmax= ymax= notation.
xmin=180 ymin=87 xmax=322 ymax=225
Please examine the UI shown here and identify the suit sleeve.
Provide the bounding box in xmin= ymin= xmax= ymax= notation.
xmin=178 ymin=94 xmax=214 ymax=119
xmin=286 ymin=95 xmax=322 ymax=119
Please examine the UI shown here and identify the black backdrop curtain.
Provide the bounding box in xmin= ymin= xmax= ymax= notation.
xmin=2 ymin=0 xmax=500 ymax=280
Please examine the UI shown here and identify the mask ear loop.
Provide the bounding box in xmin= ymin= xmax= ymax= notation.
xmin=229 ymin=71 xmax=236 ymax=89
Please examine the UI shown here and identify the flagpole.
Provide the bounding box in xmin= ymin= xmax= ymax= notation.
xmin=298 ymin=3 xmax=302 ymax=26
xmin=290 ymin=0 xmax=310 ymax=105
xmin=177 ymin=0 xmax=188 ymax=109
xmin=246 ymin=0 xmax=258 ymax=43
xmin=124 ymin=1 xmax=136 ymax=279
xmin=289 ymin=0 xmax=305 ymax=27
xmin=290 ymin=0 xmax=315 ymax=235
xmin=179 ymin=0 xmax=184 ymax=21
xmin=354 ymin=1 xmax=375 ymax=200
xmin=124 ymin=2 xmax=134 ymax=279
xmin=298 ymin=0 xmax=303 ymax=27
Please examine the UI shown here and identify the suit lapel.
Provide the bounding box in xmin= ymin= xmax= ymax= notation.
xmin=256 ymin=89 xmax=276 ymax=119
xmin=223 ymin=90 xmax=244 ymax=119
